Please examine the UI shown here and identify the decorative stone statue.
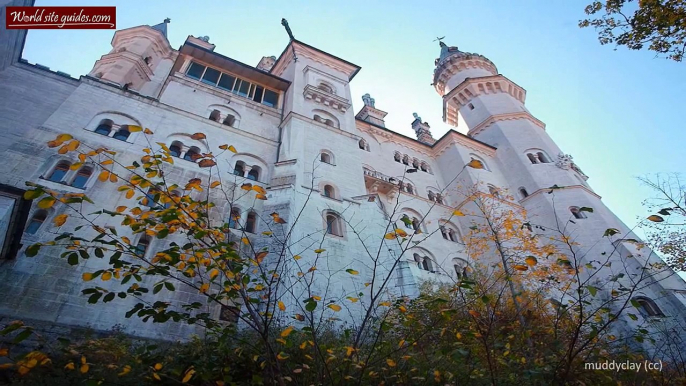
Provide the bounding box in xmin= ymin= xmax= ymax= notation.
xmin=281 ymin=18 xmax=295 ymax=41
xmin=412 ymin=112 xmax=422 ymax=122
xmin=556 ymin=153 xmax=573 ymax=170
xmin=362 ymin=93 xmax=375 ymax=108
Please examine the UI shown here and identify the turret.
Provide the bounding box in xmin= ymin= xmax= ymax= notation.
xmin=411 ymin=113 xmax=435 ymax=145
xmin=89 ymin=19 xmax=175 ymax=95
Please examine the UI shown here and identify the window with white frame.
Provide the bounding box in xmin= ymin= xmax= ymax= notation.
xmin=325 ymin=211 xmax=343 ymax=236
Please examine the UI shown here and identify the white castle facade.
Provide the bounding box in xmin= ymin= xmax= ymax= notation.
xmin=1 ymin=4 xmax=686 ymax=347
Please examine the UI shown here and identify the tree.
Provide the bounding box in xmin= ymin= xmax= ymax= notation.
xmin=579 ymin=0 xmax=686 ymax=62
xmin=1 ymin=131 xmax=685 ymax=384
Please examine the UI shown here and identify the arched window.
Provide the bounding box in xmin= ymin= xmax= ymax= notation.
xmin=634 ymin=297 xmax=665 ymax=317
xmin=453 ymin=258 xmax=469 ymax=279
xmin=233 ymin=161 xmax=245 ymax=177
xmin=411 ymin=217 xmax=421 ymax=231
xmin=223 ymin=114 xmax=236 ymax=127
xmin=184 ymin=147 xmax=200 ymax=162
xmin=402 ymin=155 xmax=409 ymax=165
xmin=323 ymin=185 xmax=335 ymax=199
xmin=428 ymin=191 xmax=435 ymax=202
xmin=209 ymin=109 xmax=221 ymax=122
xmin=70 ymin=166 xmax=93 ymax=189
xmin=169 ymin=142 xmax=182 ymax=158
xmin=247 ymin=167 xmax=260 ymax=182
xmin=25 ymin=210 xmax=47 ymax=234
xmin=537 ymin=152 xmax=549 ymax=163
xmin=325 ymin=212 xmax=342 ymax=236
xmin=113 ymin=125 xmax=130 ymax=141
xmin=47 ymin=161 xmax=70 ymax=183
xmin=422 ymin=258 xmax=431 ymax=271
xmin=570 ymin=207 xmax=587 ymax=219
xmin=394 ymin=153 xmax=401 ymax=163
xmin=134 ymin=236 xmax=150 ymax=256
xmin=519 ymin=187 xmax=529 ymax=199
xmin=420 ymin=162 xmax=429 ymax=173
xmin=413 ymin=253 xmax=422 ymax=267
xmin=317 ymin=83 xmax=334 ymax=94
xmin=320 ymin=152 xmax=332 ymax=164
xmin=94 ymin=119 xmax=113 ymax=136
xmin=527 ymin=153 xmax=538 ymax=164
xmin=228 ymin=207 xmax=241 ymax=229
xmin=144 ymin=56 xmax=152 ymax=65
xmin=436 ymin=194 xmax=444 ymax=205
xmin=440 ymin=226 xmax=449 ymax=240
xmin=488 ymin=185 xmax=500 ymax=198
xmin=245 ymin=211 xmax=257 ymax=233
xmin=405 ymin=184 xmax=414 ymax=195
xmin=448 ymin=229 xmax=458 ymax=242
xmin=412 ymin=159 xmax=419 ymax=168
xmin=414 ymin=255 xmax=433 ymax=272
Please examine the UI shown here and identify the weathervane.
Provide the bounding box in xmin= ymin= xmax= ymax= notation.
xmin=434 ymin=36 xmax=447 ymax=48
xmin=281 ymin=18 xmax=298 ymax=62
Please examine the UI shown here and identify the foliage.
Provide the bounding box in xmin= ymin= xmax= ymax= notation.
xmin=2 ymin=132 xmax=686 ymax=384
xmin=579 ymin=0 xmax=686 ymax=62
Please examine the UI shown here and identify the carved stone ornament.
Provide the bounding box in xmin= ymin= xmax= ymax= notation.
xmin=556 ymin=153 xmax=573 ymax=170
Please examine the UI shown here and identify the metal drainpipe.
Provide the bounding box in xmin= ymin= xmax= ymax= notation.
xmin=276 ymin=87 xmax=287 ymax=163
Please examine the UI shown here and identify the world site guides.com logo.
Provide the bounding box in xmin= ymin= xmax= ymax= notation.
xmin=5 ymin=6 xmax=116 ymax=29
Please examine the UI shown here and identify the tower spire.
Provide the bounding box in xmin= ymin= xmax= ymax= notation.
xmin=411 ymin=113 xmax=435 ymax=145
xmin=150 ymin=18 xmax=170 ymax=39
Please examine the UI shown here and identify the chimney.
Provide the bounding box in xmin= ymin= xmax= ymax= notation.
xmin=411 ymin=113 xmax=435 ymax=145
xmin=355 ymin=93 xmax=388 ymax=127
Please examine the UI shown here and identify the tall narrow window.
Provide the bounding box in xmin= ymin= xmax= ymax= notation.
xmin=527 ymin=153 xmax=538 ymax=164
xmin=519 ymin=187 xmax=529 ymax=198
xmin=134 ymin=236 xmax=150 ymax=256
xmin=229 ymin=208 xmax=241 ymax=229
xmin=402 ymin=155 xmax=409 ymax=165
xmin=448 ymin=229 xmax=458 ymax=242
xmin=570 ymin=207 xmax=587 ymax=219
xmin=233 ymin=162 xmax=245 ymax=177
xmin=436 ymin=194 xmax=444 ymax=205
xmin=169 ymin=142 xmax=182 ymax=158
xmin=218 ymin=74 xmax=236 ymax=91
xmin=422 ymin=258 xmax=431 ymax=272
xmin=359 ymin=139 xmax=367 ymax=150
xmin=245 ymin=211 xmax=257 ymax=233
xmin=70 ymin=167 xmax=93 ymax=189
xmin=412 ymin=218 xmax=420 ymax=231
xmin=113 ymin=126 xmax=130 ymax=141
xmin=201 ymin=67 xmax=221 ymax=86
xmin=247 ymin=167 xmax=260 ymax=182
xmin=405 ymin=184 xmax=414 ymax=195
xmin=440 ymin=226 xmax=448 ymax=240
xmin=94 ymin=119 xmax=113 ymax=136
xmin=428 ymin=192 xmax=435 ymax=201
xmin=25 ymin=210 xmax=47 ymax=235
xmin=320 ymin=152 xmax=331 ymax=164
xmin=186 ymin=62 xmax=206 ymax=80
xmin=184 ymin=147 xmax=200 ymax=162
xmin=209 ymin=110 xmax=221 ymax=122
xmin=223 ymin=114 xmax=236 ymax=127
xmin=326 ymin=213 xmax=342 ymax=236
xmin=394 ymin=153 xmax=401 ymax=163
xmin=47 ymin=161 xmax=70 ymax=183
xmin=262 ymin=89 xmax=279 ymax=108
xmin=413 ymin=254 xmax=422 ymax=268
xmin=323 ymin=185 xmax=335 ymax=199
xmin=537 ymin=152 xmax=549 ymax=163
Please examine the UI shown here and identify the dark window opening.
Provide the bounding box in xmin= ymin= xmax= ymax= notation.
xmin=186 ymin=62 xmax=206 ymax=80
xmin=70 ymin=167 xmax=92 ymax=189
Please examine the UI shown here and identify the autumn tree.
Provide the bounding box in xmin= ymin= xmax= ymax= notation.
xmin=580 ymin=0 xmax=686 ymax=62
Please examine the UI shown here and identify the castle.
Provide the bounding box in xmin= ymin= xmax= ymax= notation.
xmin=1 ymin=2 xmax=686 ymax=347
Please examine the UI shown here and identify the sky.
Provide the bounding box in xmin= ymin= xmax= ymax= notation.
xmin=22 ymin=0 xmax=685 ymax=235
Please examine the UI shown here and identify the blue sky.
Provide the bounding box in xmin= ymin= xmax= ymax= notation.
xmin=23 ymin=0 xmax=685 ymax=234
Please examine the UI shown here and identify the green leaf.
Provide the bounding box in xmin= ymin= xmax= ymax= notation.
xmin=587 ymin=286 xmax=597 ymax=297
xmin=25 ymin=244 xmax=41 ymax=257
xmin=628 ymin=313 xmax=638 ymax=321
xmin=603 ymin=228 xmax=620 ymax=237
xmin=67 ymin=252 xmax=79 ymax=266
xmin=88 ymin=292 xmax=102 ymax=304
xmin=305 ymin=300 xmax=317 ymax=312
xmin=164 ymin=282 xmax=175 ymax=291
xmin=153 ymin=283 xmax=163 ymax=295
xmin=657 ymin=208 xmax=671 ymax=216
xmin=23 ymin=189 xmax=43 ymax=200
xmin=157 ymin=228 xmax=169 ymax=239
xmin=103 ymin=292 xmax=115 ymax=303
xmin=345 ymin=269 xmax=359 ymax=275
xmin=579 ymin=207 xmax=593 ymax=213
xmin=12 ymin=328 xmax=33 ymax=344
xmin=94 ymin=248 xmax=104 ymax=258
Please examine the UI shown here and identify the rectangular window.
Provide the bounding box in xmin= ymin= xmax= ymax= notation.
xmin=201 ymin=67 xmax=221 ymax=86
xmin=218 ymin=74 xmax=236 ymax=91
xmin=262 ymin=89 xmax=279 ymax=108
xmin=186 ymin=62 xmax=205 ymax=80
xmin=237 ymin=80 xmax=250 ymax=97
xmin=253 ymin=85 xmax=264 ymax=103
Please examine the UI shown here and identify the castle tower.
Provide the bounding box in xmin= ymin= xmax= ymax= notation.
xmin=88 ymin=19 xmax=175 ymax=96
xmin=411 ymin=112 xmax=435 ymax=145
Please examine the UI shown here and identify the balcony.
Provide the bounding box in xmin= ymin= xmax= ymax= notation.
xmin=363 ymin=168 xmax=399 ymax=195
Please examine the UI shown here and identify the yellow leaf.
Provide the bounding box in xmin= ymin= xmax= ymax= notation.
xmin=181 ymin=369 xmax=195 ymax=383
xmin=82 ymin=273 xmax=94 ymax=281
xmin=127 ymin=125 xmax=143 ymax=132
xmin=277 ymin=352 xmax=288 ymax=360
xmin=37 ymin=196 xmax=56 ymax=209
xmin=398 ymin=305 xmax=407 ymax=313
xmin=218 ymin=144 xmax=229 ymax=150
xmin=255 ymin=193 xmax=267 ymax=200
xmin=190 ymin=132 xmax=206 ymax=140
xmin=295 ymin=314 xmax=305 ymax=321
xmin=146 ymin=170 xmax=158 ymax=178
xmin=281 ymin=326 xmax=294 ymax=337
xmin=647 ymin=215 xmax=664 ymax=223
xmin=468 ymin=310 xmax=480 ymax=318
xmin=210 ymin=181 xmax=221 ymax=188
xmin=312 ymin=295 xmax=322 ymax=301
xmin=67 ymin=140 xmax=80 ymax=151
xmin=278 ymin=300 xmax=286 ymax=311
xmin=101 ymin=271 xmax=112 ymax=281
xmin=466 ymin=159 xmax=484 ymax=169
xmin=255 ymin=251 xmax=268 ymax=264
xmin=241 ymin=183 xmax=253 ymax=190
xmin=347 ymin=297 xmax=359 ymax=303
xmin=110 ymin=173 xmax=118 ymax=183
xmin=116 ymin=206 xmax=127 ymax=213
xmin=78 ymin=153 xmax=87 ymax=162
xmin=154 ymin=363 xmax=163 ymax=370
xmin=144 ymin=128 xmax=154 ymax=135
xmin=53 ymin=214 xmax=68 ymax=227
xmin=252 ymin=185 xmax=266 ymax=195
xmin=80 ymin=364 xmax=89 ymax=374
xmin=241 ymin=237 xmax=250 ymax=245
xmin=294 ymin=255 xmax=301 ymax=260
xmin=328 ymin=304 xmax=341 ymax=312
xmin=153 ymin=372 xmax=161 ymax=380
xmin=69 ymin=162 xmax=83 ymax=170
xmin=384 ymin=232 xmax=397 ymax=240
xmin=512 ymin=264 xmax=528 ymax=272
xmin=394 ymin=228 xmax=408 ymax=237
xmin=64 ymin=362 xmax=75 ymax=370
xmin=101 ymin=159 xmax=113 ymax=165
xmin=314 ymin=249 xmax=326 ymax=254
xmin=125 ymin=190 xmax=135 ymax=199
xmin=364 ymin=282 xmax=371 ymax=287
xmin=379 ymin=301 xmax=391 ymax=307
xmin=98 ymin=170 xmax=110 ymax=182
xmin=56 ymin=134 xmax=73 ymax=142
xmin=200 ymin=283 xmax=209 ymax=293
xmin=0 ymin=348 xmax=7 ymax=357
xmin=47 ymin=140 xmax=63 ymax=148
xmin=209 ymin=269 xmax=219 ymax=280
xmin=228 ymin=145 xmax=237 ymax=153
xmin=199 ymin=159 xmax=217 ymax=168
xmin=262 ymin=231 xmax=273 ymax=236
xmin=386 ymin=359 xmax=396 ymax=367
xmin=525 ymin=256 xmax=538 ymax=266
xmin=118 ymin=365 xmax=131 ymax=376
